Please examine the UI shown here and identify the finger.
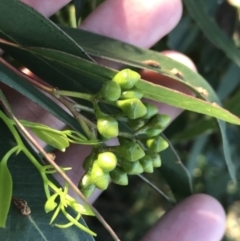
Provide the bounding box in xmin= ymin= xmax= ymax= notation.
xmin=21 ymin=0 xmax=71 ymax=16
xmin=140 ymin=194 xmax=226 ymax=241
xmin=81 ymin=0 xmax=182 ymax=48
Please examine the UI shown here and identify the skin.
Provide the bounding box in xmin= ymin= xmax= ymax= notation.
xmin=7 ymin=0 xmax=226 ymax=240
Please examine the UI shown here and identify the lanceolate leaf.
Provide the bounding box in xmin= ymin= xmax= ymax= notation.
xmin=0 ymin=63 xmax=83 ymax=133
xmin=0 ymin=0 xmax=91 ymax=60
xmin=0 ymin=160 xmax=13 ymax=228
xmin=183 ymin=0 xmax=240 ymax=67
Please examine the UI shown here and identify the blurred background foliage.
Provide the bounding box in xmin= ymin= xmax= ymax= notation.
xmin=49 ymin=0 xmax=240 ymax=240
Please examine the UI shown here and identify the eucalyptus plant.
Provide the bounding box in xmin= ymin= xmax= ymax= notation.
xmin=1 ymin=1 xmax=240 ymax=241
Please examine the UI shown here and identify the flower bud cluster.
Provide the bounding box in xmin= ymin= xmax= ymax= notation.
xmin=79 ymin=69 xmax=171 ymax=197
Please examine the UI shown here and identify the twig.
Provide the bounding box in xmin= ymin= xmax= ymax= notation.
xmin=138 ymin=174 xmax=176 ymax=206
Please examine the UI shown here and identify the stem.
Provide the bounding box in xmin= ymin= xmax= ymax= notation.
xmin=0 ymin=111 xmax=23 ymax=147
xmin=61 ymin=207 xmax=96 ymax=236
xmin=0 ymin=38 xmax=19 ymax=48
xmin=59 ymin=97 xmax=97 ymax=140
xmin=1 ymin=146 xmax=19 ymax=165
xmin=73 ymin=104 xmax=95 ymax=114
xmin=54 ymin=90 xmax=94 ymax=102
xmin=137 ymin=174 xmax=176 ymax=206
xmin=22 ymin=147 xmax=51 ymax=199
xmin=118 ymin=132 xmax=134 ymax=139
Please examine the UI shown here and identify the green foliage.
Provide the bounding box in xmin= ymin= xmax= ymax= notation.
xmin=0 ymin=154 xmax=13 ymax=228
xmin=1 ymin=0 xmax=240 ymax=240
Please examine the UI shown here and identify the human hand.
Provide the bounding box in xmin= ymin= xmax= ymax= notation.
xmin=8 ymin=0 xmax=226 ymax=240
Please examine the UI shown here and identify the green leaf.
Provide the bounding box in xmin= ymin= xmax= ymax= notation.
xmin=225 ymin=89 xmax=240 ymax=116
xmin=0 ymin=0 xmax=90 ymax=60
xmin=0 ymin=63 xmax=83 ymax=133
xmin=0 ymin=160 xmax=13 ymax=228
xmin=183 ymin=0 xmax=240 ymax=67
xmin=0 ymin=115 xmax=94 ymax=241
xmin=136 ymin=80 xmax=240 ymax=125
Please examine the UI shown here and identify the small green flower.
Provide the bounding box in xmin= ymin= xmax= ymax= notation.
xmin=44 ymin=193 xmax=59 ymax=213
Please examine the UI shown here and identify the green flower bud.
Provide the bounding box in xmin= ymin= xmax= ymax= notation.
xmin=97 ymin=116 xmax=119 ymax=139
xmin=110 ymin=166 xmax=128 ymax=186
xmin=90 ymin=162 xmax=110 ymax=190
xmin=96 ymin=152 xmax=117 ymax=172
xmin=119 ymin=159 xmax=144 ymax=175
xmin=128 ymin=119 xmax=146 ymax=131
xmin=144 ymin=128 xmax=162 ymax=137
xmin=94 ymin=174 xmax=110 ymax=190
xmin=80 ymin=174 xmax=93 ymax=187
xmin=149 ymin=153 xmax=162 ymax=167
xmin=112 ymin=69 xmax=140 ymax=89
xmin=79 ymin=173 xmax=96 ymax=198
xmin=147 ymin=114 xmax=171 ymax=129
xmin=44 ymin=193 xmax=58 ymax=213
xmin=142 ymin=103 xmax=159 ymax=119
xmin=83 ymin=154 xmax=94 ymax=171
xmin=32 ymin=129 xmax=69 ymax=152
xmin=146 ymin=136 xmax=169 ymax=153
xmin=116 ymin=98 xmax=147 ymax=119
xmin=120 ymin=88 xmax=143 ymax=100
xmin=100 ymin=81 xmax=121 ymax=102
xmin=80 ymin=184 xmax=96 ymax=198
xmin=139 ymin=155 xmax=154 ymax=173
xmin=114 ymin=138 xmax=145 ymax=162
